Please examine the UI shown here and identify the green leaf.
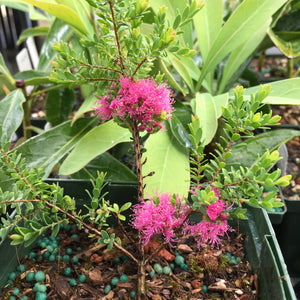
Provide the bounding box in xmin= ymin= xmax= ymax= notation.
xmin=196 ymin=0 xmax=288 ymax=89
xmin=10 ymin=234 xmax=24 ymax=246
xmin=0 ymin=90 xmax=25 ymax=150
xmin=143 ymin=126 xmax=190 ymax=196
xmin=14 ymin=70 xmax=52 ymax=85
xmin=72 ymin=95 xmax=96 ymax=125
xmin=45 ymin=88 xmax=76 ymax=126
xmin=120 ymin=202 xmax=132 ymax=212
xmin=191 ymin=93 xmax=218 ymax=145
xmin=228 ymin=129 xmax=300 ymax=168
xmin=21 ymin=0 xmax=89 ymax=36
xmin=70 ymin=152 xmax=137 ymax=182
xmin=241 ymin=78 xmax=300 ymax=105
xmin=218 ymin=20 xmax=270 ymax=94
xmin=193 ymin=0 xmax=223 ymax=62
xmin=60 ymin=120 xmax=132 ymax=175
xmin=12 ymin=118 xmax=98 ymax=178
xmin=0 ymin=52 xmax=15 ymax=86
xmin=268 ymin=28 xmax=300 ymax=58
xmin=168 ymin=115 xmax=192 ymax=149
xmin=17 ymin=26 xmax=49 ymax=45
xmin=37 ymin=18 xmax=73 ymax=72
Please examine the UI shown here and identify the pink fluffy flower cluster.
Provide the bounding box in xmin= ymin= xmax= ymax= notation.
xmin=131 ymin=191 xmax=232 ymax=249
xmin=94 ymin=77 xmax=174 ymax=133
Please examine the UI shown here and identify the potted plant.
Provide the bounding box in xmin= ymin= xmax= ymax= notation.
xmin=0 ymin=69 xmax=297 ymax=300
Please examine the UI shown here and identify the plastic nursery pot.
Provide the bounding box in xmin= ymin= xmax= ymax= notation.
xmin=0 ymin=181 xmax=296 ymax=299
xmin=273 ymin=193 xmax=300 ymax=278
xmin=267 ymin=197 xmax=287 ymax=225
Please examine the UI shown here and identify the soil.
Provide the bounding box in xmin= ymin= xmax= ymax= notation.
xmin=1 ymin=224 xmax=257 ymax=300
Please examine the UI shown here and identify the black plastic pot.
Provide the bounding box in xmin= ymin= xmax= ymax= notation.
xmin=0 ymin=180 xmax=296 ymax=299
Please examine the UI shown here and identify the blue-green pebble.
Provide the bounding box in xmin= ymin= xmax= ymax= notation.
xmin=25 ymin=272 xmax=35 ymax=282
xmin=72 ymin=256 xmax=79 ymax=264
xmin=71 ymin=234 xmax=78 ymax=239
xmin=69 ymin=279 xmax=77 ymax=286
xmin=78 ymin=274 xmax=86 ymax=283
xmin=180 ymin=263 xmax=188 ymax=270
xmin=114 ymin=257 xmax=121 ymax=264
xmin=46 ymin=245 xmax=54 ymax=253
xmin=8 ymin=272 xmax=16 ymax=281
xmin=77 ymin=247 xmax=82 ymax=252
xmin=122 ymin=255 xmax=129 ymax=262
xmin=43 ymin=251 xmax=50 ymax=259
xmin=29 ymin=252 xmax=36 ymax=259
xmin=169 ymin=263 xmax=175 ymax=270
xmin=35 ymin=292 xmax=46 ymax=300
xmin=111 ymin=277 xmax=119 ymax=286
xmin=64 ymin=224 xmax=72 ymax=231
xmin=9 ymin=296 xmax=16 ymax=300
xmin=104 ymin=284 xmax=112 ymax=294
xmin=130 ymin=290 xmax=136 ymax=298
xmin=20 ymin=296 xmax=29 ymax=300
xmin=66 ymin=248 xmax=73 ymax=255
xmin=12 ymin=288 xmax=20 ymax=295
xmin=163 ymin=266 xmax=171 ymax=275
xmin=174 ymin=255 xmax=184 ymax=266
xmin=33 ymin=283 xmax=47 ymax=292
xmin=153 ymin=263 xmax=163 ymax=274
xmin=62 ymin=255 xmax=70 ymax=262
xmin=150 ymin=270 xmax=155 ymax=278
xmin=35 ymin=271 xmax=46 ymax=282
xmin=16 ymin=264 xmax=26 ymax=273
xmin=40 ymin=242 xmax=47 ymax=249
xmin=202 ymin=285 xmax=208 ymax=293
xmin=120 ymin=274 xmax=128 ymax=282
xmin=49 ymin=254 xmax=56 ymax=262
xmin=63 ymin=267 xmax=71 ymax=276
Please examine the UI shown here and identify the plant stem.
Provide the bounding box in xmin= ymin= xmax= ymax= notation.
xmin=132 ymin=120 xmax=144 ymax=201
xmin=287 ymin=58 xmax=294 ymax=78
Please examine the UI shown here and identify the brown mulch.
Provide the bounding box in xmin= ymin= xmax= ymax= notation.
xmin=1 ymin=224 xmax=257 ymax=300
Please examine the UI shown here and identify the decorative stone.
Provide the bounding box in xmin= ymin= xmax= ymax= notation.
xmin=25 ymin=271 xmax=35 ymax=282
xmin=12 ymin=288 xmax=20 ymax=295
xmin=174 ymin=255 xmax=185 ymax=266
xmin=111 ymin=277 xmax=119 ymax=286
xmin=69 ymin=279 xmax=77 ymax=287
xmin=150 ymin=270 xmax=155 ymax=278
xmin=162 ymin=266 xmax=171 ymax=275
xmin=63 ymin=267 xmax=72 ymax=276
xmin=66 ymin=248 xmax=73 ymax=255
xmin=35 ymin=291 xmax=47 ymax=300
xmin=35 ymin=271 xmax=46 ymax=282
xmin=202 ymin=285 xmax=208 ymax=293
xmin=153 ymin=263 xmax=163 ymax=274
xmin=8 ymin=272 xmax=17 ymax=281
xmin=16 ymin=264 xmax=26 ymax=273
xmin=78 ymin=274 xmax=86 ymax=283
xmin=130 ymin=290 xmax=136 ymax=298
xmin=104 ymin=284 xmax=112 ymax=294
xmin=72 ymin=256 xmax=79 ymax=264
xmin=120 ymin=274 xmax=128 ymax=282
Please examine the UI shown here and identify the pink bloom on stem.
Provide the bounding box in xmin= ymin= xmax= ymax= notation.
xmin=182 ymin=220 xmax=233 ymax=249
xmin=131 ymin=193 xmax=189 ymax=246
xmin=94 ymin=77 xmax=174 ymax=132
xmin=206 ymin=199 xmax=225 ymax=221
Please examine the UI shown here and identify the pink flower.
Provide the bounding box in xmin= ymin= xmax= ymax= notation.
xmin=182 ymin=220 xmax=233 ymax=249
xmin=206 ymin=200 xmax=225 ymax=221
xmin=131 ymin=193 xmax=189 ymax=246
xmin=94 ymin=77 xmax=174 ymax=132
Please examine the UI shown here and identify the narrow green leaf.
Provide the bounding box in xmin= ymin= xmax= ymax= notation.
xmin=45 ymin=88 xmax=76 ymax=126
xmin=268 ymin=28 xmax=300 ymax=58
xmin=21 ymin=0 xmax=89 ymax=36
xmin=0 ymin=52 xmax=15 ymax=85
xmin=0 ymin=90 xmax=25 ymax=150
xmin=37 ymin=18 xmax=73 ymax=72
xmin=241 ymin=78 xmax=300 ymax=105
xmin=197 ymin=0 xmax=288 ymax=89
xmin=72 ymin=95 xmax=97 ymax=125
xmin=218 ymin=20 xmax=270 ymax=94
xmin=12 ymin=118 xmax=98 ymax=178
xmin=60 ymin=120 xmax=132 ymax=175
xmin=17 ymin=26 xmax=49 ymax=45
xmin=228 ymin=129 xmax=300 ymax=168
xmin=14 ymin=70 xmax=52 ymax=85
xmin=70 ymin=152 xmax=137 ymax=182
xmin=191 ymin=93 xmax=218 ymax=145
xmin=143 ymin=127 xmax=190 ymax=196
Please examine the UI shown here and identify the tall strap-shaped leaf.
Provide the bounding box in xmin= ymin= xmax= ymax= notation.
xmin=12 ymin=118 xmax=98 ymax=178
xmin=21 ymin=0 xmax=90 ymax=36
xmin=0 ymin=90 xmax=25 ymax=150
xmin=143 ymin=127 xmax=190 ymax=196
xmin=218 ymin=20 xmax=270 ymax=94
xmin=241 ymin=78 xmax=300 ymax=105
xmin=59 ymin=120 xmax=132 ymax=175
xmin=191 ymin=93 xmax=218 ymax=146
xmin=37 ymin=18 xmax=72 ymax=72
xmin=196 ymin=0 xmax=287 ymax=90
